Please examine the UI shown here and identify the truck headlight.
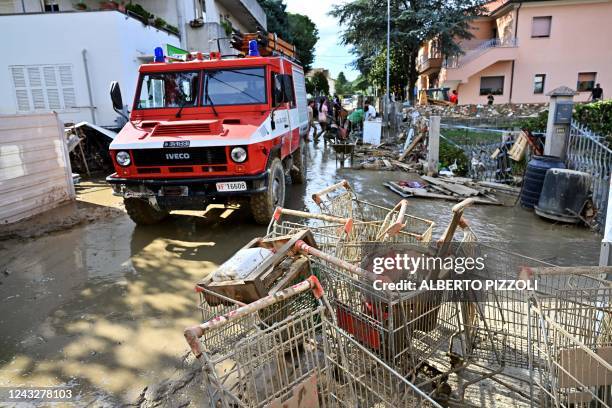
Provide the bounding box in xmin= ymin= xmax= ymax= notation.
xmin=116 ymin=151 xmax=131 ymax=167
xmin=230 ymin=147 xmax=247 ymax=163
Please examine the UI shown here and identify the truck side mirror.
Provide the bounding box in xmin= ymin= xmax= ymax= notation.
xmin=110 ymin=81 xmax=124 ymax=112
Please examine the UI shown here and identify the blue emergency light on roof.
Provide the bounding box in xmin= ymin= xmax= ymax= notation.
xmin=248 ymin=40 xmax=259 ymax=57
xmin=154 ymin=47 xmax=165 ymax=62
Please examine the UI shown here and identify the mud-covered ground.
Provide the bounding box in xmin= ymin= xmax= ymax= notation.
xmin=0 ymin=138 xmax=602 ymax=407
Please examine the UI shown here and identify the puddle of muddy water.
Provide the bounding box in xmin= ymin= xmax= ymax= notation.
xmin=0 ymin=138 xmax=603 ymax=406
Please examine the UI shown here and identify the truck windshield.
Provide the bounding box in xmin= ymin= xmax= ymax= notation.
xmin=203 ymin=68 xmax=266 ymax=106
xmin=136 ymin=71 xmax=199 ymax=109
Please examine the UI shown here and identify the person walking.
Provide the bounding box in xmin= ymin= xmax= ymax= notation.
xmin=318 ymin=97 xmax=329 ymax=132
xmin=591 ymin=83 xmax=604 ymax=101
xmin=307 ymin=99 xmax=316 ymax=141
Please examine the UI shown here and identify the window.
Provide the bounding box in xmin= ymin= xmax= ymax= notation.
xmin=271 ymin=73 xmax=295 ymax=107
xmin=534 ymin=74 xmax=546 ymax=94
xmin=577 ymin=72 xmax=597 ymax=92
xmin=480 ymin=76 xmax=504 ymax=95
xmin=204 ymin=68 xmax=266 ymax=106
xmin=44 ymin=0 xmax=59 ymax=12
xmin=10 ymin=64 xmax=75 ymax=112
xmin=531 ymin=16 xmax=552 ymax=37
xmin=137 ymin=71 xmax=199 ymax=109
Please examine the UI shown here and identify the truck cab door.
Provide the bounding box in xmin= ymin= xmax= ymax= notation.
xmin=272 ymin=73 xmax=291 ymax=157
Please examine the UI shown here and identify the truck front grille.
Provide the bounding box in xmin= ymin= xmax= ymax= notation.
xmin=132 ymin=147 xmax=227 ymax=166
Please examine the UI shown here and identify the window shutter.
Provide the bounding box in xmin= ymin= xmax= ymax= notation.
xmin=0 ymin=0 xmax=17 ymax=13
xmin=10 ymin=66 xmax=30 ymax=111
xmin=532 ymin=17 xmax=551 ymax=37
xmin=43 ymin=66 xmax=61 ymax=109
xmin=59 ymin=65 xmax=75 ymax=109
xmin=10 ymin=64 xmax=75 ymax=112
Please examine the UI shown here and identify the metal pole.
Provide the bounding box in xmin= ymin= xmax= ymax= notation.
xmin=81 ymin=49 xmax=97 ymax=125
xmin=385 ymin=0 xmax=391 ymax=131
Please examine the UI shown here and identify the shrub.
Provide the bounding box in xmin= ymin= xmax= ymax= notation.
xmin=574 ymin=100 xmax=612 ymax=138
xmin=126 ymin=3 xmax=152 ymax=19
xmin=513 ymin=110 xmax=548 ymax=132
xmin=166 ymin=24 xmax=179 ymax=35
xmin=440 ymin=140 xmax=469 ymax=176
xmin=153 ymin=17 xmax=167 ymax=29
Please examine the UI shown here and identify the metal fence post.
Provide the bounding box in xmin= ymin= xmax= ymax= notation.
xmin=599 ymin=174 xmax=612 ymax=280
xmin=428 ymin=116 xmax=440 ymax=177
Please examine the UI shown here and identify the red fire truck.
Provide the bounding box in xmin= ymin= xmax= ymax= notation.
xmin=106 ymin=38 xmax=308 ymax=225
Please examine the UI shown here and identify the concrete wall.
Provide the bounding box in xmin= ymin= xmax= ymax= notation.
xmin=0 ymin=113 xmax=74 ymax=225
xmin=0 ymin=11 xmax=179 ymax=128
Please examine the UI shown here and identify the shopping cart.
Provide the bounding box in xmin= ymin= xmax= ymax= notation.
xmin=311 ymin=180 xmax=435 ymax=242
xmin=529 ymin=286 xmax=612 ymax=407
xmin=268 ymin=202 xmax=433 ymax=264
xmin=184 ymin=276 xmax=442 ymax=407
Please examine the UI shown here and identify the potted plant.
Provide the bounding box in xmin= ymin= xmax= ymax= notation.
xmin=166 ymin=24 xmax=179 ymax=35
xmin=153 ymin=17 xmax=166 ymax=29
xmin=99 ymin=1 xmax=119 ymax=10
xmin=74 ymin=2 xmax=87 ymax=10
xmin=189 ymin=18 xmax=204 ymax=28
xmin=220 ymin=18 xmax=232 ymax=36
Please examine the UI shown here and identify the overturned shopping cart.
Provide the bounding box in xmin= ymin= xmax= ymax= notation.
xmin=184 ymin=276 xmax=442 ymax=407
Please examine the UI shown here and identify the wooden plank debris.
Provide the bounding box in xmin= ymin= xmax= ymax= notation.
xmin=384 ymin=180 xmax=501 ymax=205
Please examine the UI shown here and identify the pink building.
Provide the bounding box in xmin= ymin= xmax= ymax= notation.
xmin=417 ymin=0 xmax=612 ymax=105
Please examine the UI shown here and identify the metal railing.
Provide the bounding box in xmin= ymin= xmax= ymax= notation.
xmin=566 ymin=121 xmax=612 ymax=230
xmin=444 ymin=37 xmax=518 ymax=69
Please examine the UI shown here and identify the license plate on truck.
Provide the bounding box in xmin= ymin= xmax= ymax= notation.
xmin=216 ymin=181 xmax=247 ymax=192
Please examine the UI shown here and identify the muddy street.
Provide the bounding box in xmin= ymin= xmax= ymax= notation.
xmin=0 ymin=139 xmax=602 ymax=406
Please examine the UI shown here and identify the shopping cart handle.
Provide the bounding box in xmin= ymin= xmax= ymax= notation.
xmin=183 ymin=277 xmax=323 ymax=358
xmin=294 ymin=240 xmax=378 ymax=281
xmin=312 ymin=180 xmax=352 ymax=205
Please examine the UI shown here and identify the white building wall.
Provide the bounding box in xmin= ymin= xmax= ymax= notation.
xmin=0 ymin=112 xmax=75 ymax=225
xmin=0 ymin=11 xmax=179 ymax=128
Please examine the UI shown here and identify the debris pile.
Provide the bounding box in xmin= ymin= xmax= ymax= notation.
xmin=384 ymin=176 xmax=508 ymax=205
xmin=415 ymin=103 xmax=548 ymax=118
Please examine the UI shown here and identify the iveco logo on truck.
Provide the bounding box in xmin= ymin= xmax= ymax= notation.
xmin=165 ymin=153 xmax=190 ymax=160
xmin=107 ymin=33 xmax=308 ymax=226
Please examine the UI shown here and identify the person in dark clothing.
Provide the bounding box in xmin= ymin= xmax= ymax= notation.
xmin=591 ymin=83 xmax=604 ymax=101
xmin=487 ymin=93 xmax=495 ymax=106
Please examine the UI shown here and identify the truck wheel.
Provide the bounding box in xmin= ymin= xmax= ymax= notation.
xmin=124 ymin=198 xmax=168 ymax=225
xmin=250 ymin=158 xmax=285 ymax=224
xmin=290 ymin=139 xmax=307 ymax=184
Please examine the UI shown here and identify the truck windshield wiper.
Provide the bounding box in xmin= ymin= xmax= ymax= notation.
xmin=175 ymin=98 xmax=190 ymax=118
xmin=204 ymin=74 xmax=219 ymax=117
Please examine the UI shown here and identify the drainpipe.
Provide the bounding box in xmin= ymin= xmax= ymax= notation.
xmin=509 ymin=3 xmax=521 ymax=103
xmin=81 ymin=49 xmax=97 ymax=125
xmin=176 ymin=0 xmax=186 ymax=49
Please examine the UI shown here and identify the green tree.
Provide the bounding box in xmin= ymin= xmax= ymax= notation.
xmin=287 ymin=13 xmax=318 ymax=71
xmin=257 ymin=1 xmax=318 ymax=72
xmin=257 ymin=0 xmax=291 ymax=39
xmin=310 ymin=71 xmax=330 ymax=96
xmin=335 ymin=72 xmax=353 ymax=96
xmin=330 ymin=0 xmax=485 ymax=102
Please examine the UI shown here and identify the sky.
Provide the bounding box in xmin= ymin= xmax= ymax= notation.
xmin=284 ymin=0 xmax=359 ymax=81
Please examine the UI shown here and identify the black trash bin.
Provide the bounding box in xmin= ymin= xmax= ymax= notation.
xmin=520 ymin=155 xmax=566 ymax=210
xmin=535 ymin=168 xmax=591 ymax=223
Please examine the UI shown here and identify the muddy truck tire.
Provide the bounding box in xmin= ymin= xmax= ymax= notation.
xmin=290 ymin=139 xmax=307 ymax=184
xmin=250 ymin=158 xmax=285 ymax=224
xmin=124 ymin=198 xmax=169 ymax=225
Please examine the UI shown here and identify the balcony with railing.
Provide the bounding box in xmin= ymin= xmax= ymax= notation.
xmin=443 ymin=37 xmax=518 ymax=83
xmin=417 ymin=55 xmax=443 ymax=75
